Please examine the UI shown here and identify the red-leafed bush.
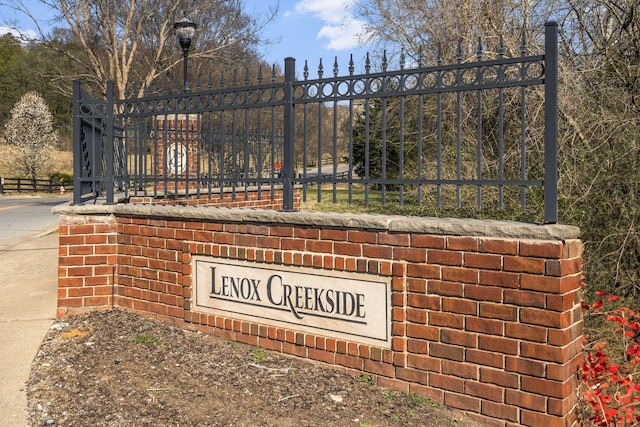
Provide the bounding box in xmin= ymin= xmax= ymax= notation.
xmin=581 ymin=290 xmax=640 ymax=426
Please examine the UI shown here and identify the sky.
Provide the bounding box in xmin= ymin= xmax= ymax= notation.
xmin=0 ymin=0 xmax=374 ymax=76
xmin=247 ymin=0 xmax=371 ymax=72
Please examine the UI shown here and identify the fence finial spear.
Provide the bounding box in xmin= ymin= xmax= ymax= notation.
xmin=318 ymin=58 xmax=323 ymax=79
xmin=498 ymin=35 xmax=505 ymax=57
xmin=457 ymin=40 xmax=463 ymax=63
xmin=520 ymin=29 xmax=527 ymax=56
xmin=437 ymin=43 xmax=443 ymax=65
xmin=258 ymin=65 xmax=263 ymax=84
xmin=400 ymin=47 xmax=405 ymax=70
xmin=271 ymin=64 xmax=276 ymax=83
xmin=349 ymin=54 xmax=354 ymax=75
xmin=382 ymin=49 xmax=388 ymax=72
xmin=303 ymin=60 xmax=309 ymax=80
xmin=333 ymin=56 xmax=339 ymax=77
xmin=418 ymin=45 xmax=424 ymax=68
xmin=365 ymin=52 xmax=371 ymax=74
xmin=477 ymin=37 xmax=483 ymax=60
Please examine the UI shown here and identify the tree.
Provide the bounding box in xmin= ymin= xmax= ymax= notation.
xmin=0 ymin=33 xmax=77 ymax=148
xmin=2 ymin=0 xmax=278 ymax=98
xmin=351 ymin=0 xmax=556 ymax=64
xmin=557 ymin=0 xmax=640 ymax=296
xmin=0 ymin=34 xmax=26 ymax=126
xmin=351 ymin=0 xmax=640 ymax=296
xmin=2 ymin=92 xmax=58 ymax=181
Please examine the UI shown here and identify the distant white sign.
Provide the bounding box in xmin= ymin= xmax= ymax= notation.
xmin=193 ymin=257 xmax=390 ymax=347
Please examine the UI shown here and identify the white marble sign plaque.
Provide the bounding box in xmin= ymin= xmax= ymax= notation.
xmin=193 ymin=257 xmax=391 ymax=347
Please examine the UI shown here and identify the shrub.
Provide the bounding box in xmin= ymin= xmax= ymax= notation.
xmin=580 ymin=290 xmax=640 ymax=426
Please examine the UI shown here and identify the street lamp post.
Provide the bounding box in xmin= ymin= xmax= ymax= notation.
xmin=173 ymin=18 xmax=197 ymax=92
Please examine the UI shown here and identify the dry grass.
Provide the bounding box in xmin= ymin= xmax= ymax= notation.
xmin=0 ymin=148 xmax=72 ymax=178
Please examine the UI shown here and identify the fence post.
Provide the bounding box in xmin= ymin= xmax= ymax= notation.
xmin=282 ymin=57 xmax=296 ymax=211
xmin=72 ymin=81 xmax=82 ymax=205
xmin=0 ymin=177 xmax=3 ymax=194
xmin=105 ymin=81 xmax=115 ymax=204
xmin=544 ymin=21 xmax=558 ymax=224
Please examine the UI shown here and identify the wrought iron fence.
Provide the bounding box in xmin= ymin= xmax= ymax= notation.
xmin=73 ymin=22 xmax=558 ymax=223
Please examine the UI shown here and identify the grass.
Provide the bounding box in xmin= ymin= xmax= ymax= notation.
xmin=299 ymin=184 xmax=544 ymax=223
xmin=0 ymin=149 xmax=73 ymax=178
xmin=131 ymin=334 xmax=162 ymax=346
xmin=381 ymin=391 xmax=397 ymax=400
xmin=356 ymin=374 xmax=376 ymax=384
xmin=250 ymin=347 xmax=269 ymax=363
xmin=403 ymin=392 xmax=442 ymax=408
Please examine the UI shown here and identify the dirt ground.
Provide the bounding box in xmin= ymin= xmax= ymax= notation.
xmin=26 ymin=310 xmax=491 ymax=427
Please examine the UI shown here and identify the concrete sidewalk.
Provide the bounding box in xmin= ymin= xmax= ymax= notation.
xmin=0 ymin=231 xmax=59 ymax=427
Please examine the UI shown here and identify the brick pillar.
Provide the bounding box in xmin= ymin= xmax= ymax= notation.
xmin=57 ymin=214 xmax=117 ymax=317
xmin=156 ymin=114 xmax=199 ymax=193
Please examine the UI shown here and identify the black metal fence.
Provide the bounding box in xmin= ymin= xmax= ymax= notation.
xmin=73 ymin=22 xmax=558 ymax=223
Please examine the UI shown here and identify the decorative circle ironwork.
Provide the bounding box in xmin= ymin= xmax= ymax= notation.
xmin=352 ymin=79 xmax=367 ymax=95
xmin=368 ymin=77 xmax=385 ymax=93
xmin=525 ymin=62 xmax=544 ymax=80
xmin=322 ymin=82 xmax=334 ymax=97
xmin=386 ymin=75 xmax=401 ymax=91
xmin=305 ymin=84 xmax=319 ymax=98
xmin=248 ymin=90 xmax=260 ymax=104
xmin=504 ymin=65 xmax=521 ymax=82
xmin=422 ymin=71 xmax=442 ymax=89
xmin=293 ymin=86 xmax=305 ymax=99
xmin=337 ymin=81 xmax=350 ymax=96
xmin=461 ymin=69 xmax=476 ymax=85
xmin=259 ymin=89 xmax=270 ymax=103
xmin=483 ymin=66 xmax=499 ymax=83
xmin=404 ymin=74 xmax=420 ymax=90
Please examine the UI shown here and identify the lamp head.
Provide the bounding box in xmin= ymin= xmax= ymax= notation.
xmin=173 ymin=18 xmax=197 ymax=50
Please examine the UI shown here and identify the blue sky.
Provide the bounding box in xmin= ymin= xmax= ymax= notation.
xmin=248 ymin=0 xmax=371 ymax=72
xmin=1 ymin=0 xmax=373 ymax=75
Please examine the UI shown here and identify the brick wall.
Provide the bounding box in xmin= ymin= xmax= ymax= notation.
xmin=56 ymin=205 xmax=583 ymax=427
xmin=129 ymin=186 xmax=299 ymax=210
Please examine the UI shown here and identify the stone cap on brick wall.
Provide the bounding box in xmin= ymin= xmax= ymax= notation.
xmin=53 ymin=204 xmax=580 ymax=241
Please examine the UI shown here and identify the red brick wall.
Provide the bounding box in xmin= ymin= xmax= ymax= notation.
xmin=129 ymin=186 xmax=299 ymax=210
xmin=57 ymin=208 xmax=583 ymax=427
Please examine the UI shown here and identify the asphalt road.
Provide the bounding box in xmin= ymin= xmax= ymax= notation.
xmin=0 ymin=196 xmax=71 ymax=247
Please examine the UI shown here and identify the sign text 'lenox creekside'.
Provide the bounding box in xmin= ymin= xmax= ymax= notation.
xmin=194 ymin=258 xmax=390 ymax=347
